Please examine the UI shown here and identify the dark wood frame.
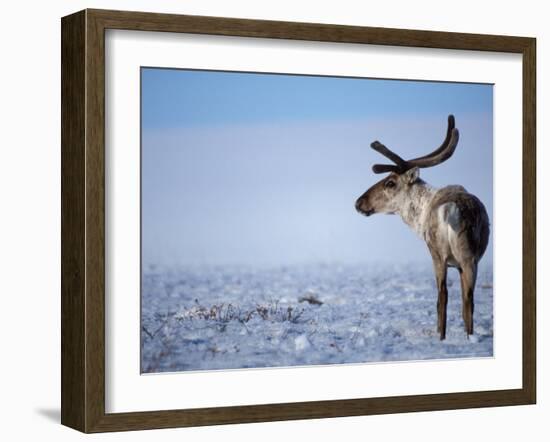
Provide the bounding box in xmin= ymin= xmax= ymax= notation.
xmin=61 ymin=8 xmax=536 ymax=433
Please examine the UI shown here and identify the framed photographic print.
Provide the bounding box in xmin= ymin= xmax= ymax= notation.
xmin=61 ymin=9 xmax=536 ymax=433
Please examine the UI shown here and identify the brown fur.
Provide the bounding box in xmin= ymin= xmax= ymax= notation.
xmin=426 ymin=186 xmax=490 ymax=265
xmin=425 ymin=186 xmax=490 ymax=338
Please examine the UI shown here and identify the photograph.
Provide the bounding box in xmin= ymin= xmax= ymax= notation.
xmin=139 ymin=67 xmax=494 ymax=374
xmin=52 ymin=3 xmax=539 ymax=436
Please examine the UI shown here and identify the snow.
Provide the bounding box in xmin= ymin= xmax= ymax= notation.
xmin=141 ymin=263 xmax=493 ymax=373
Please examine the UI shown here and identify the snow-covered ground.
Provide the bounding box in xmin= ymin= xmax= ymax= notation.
xmin=141 ymin=263 xmax=493 ymax=373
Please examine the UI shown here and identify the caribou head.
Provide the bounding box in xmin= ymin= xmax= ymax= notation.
xmin=355 ymin=115 xmax=459 ymax=218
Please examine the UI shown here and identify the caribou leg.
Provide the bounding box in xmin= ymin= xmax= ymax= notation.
xmin=459 ymin=262 xmax=477 ymax=336
xmin=432 ymin=257 xmax=448 ymax=340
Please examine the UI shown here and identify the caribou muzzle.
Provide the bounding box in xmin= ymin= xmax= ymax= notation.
xmin=355 ymin=198 xmax=375 ymax=216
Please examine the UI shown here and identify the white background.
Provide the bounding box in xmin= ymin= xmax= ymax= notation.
xmin=0 ymin=0 xmax=546 ymax=440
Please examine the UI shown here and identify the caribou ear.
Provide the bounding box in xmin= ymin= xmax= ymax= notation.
xmin=404 ymin=167 xmax=420 ymax=184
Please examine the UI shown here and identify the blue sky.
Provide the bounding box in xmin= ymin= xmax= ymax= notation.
xmin=142 ymin=69 xmax=492 ymax=127
xmin=141 ymin=68 xmax=493 ymax=267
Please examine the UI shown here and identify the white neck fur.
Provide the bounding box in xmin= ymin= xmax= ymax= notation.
xmin=396 ymin=180 xmax=437 ymax=239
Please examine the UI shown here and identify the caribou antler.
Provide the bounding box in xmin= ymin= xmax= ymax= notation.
xmin=371 ymin=115 xmax=459 ymax=174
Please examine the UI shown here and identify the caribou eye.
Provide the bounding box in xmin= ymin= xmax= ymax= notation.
xmin=385 ymin=180 xmax=396 ymax=189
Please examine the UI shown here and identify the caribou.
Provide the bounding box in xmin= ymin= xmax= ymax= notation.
xmin=355 ymin=115 xmax=490 ymax=340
